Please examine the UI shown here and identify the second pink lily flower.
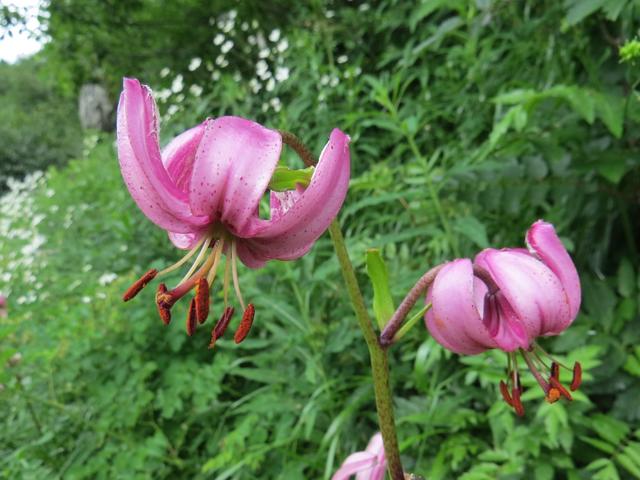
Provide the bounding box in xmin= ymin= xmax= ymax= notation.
xmin=425 ymin=220 xmax=582 ymax=415
xmin=118 ymin=78 xmax=350 ymax=340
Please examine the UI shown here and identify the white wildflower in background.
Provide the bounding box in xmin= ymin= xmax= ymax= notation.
xmin=214 ymin=33 xmax=225 ymax=46
xmin=98 ymin=273 xmax=118 ymax=286
xmin=171 ymin=75 xmax=184 ymax=93
xmin=256 ymin=60 xmax=269 ymax=79
xmin=221 ymin=40 xmax=234 ymax=54
xmin=189 ymin=84 xmax=203 ymax=96
xmin=188 ymin=57 xmax=202 ymax=71
xmin=275 ymin=66 xmax=290 ymax=82
xmin=270 ymin=97 xmax=282 ymax=112
xmin=249 ymin=78 xmax=262 ymax=93
xmin=167 ymin=104 xmax=179 ymax=116
xmin=277 ymin=39 xmax=289 ymax=52
xmin=337 ymin=55 xmax=348 ymax=64
xmin=265 ymin=78 xmax=275 ymax=92
xmin=269 ymin=29 xmax=281 ymax=42
xmin=160 ymin=67 xmax=170 ymax=78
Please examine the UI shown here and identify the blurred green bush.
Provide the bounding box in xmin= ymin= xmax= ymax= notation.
xmin=1 ymin=1 xmax=640 ymax=479
xmin=0 ymin=59 xmax=82 ymax=190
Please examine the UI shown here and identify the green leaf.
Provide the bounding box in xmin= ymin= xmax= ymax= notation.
xmin=565 ymin=0 xmax=608 ymax=25
xmin=454 ymin=216 xmax=489 ymax=248
xmin=366 ymin=249 xmax=396 ymax=329
xmin=268 ymin=165 xmax=314 ymax=191
xmin=594 ymin=93 xmax=625 ymax=138
xmin=617 ymin=258 xmax=636 ymax=297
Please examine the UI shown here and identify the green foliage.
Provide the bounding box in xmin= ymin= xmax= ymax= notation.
xmin=0 ymin=58 xmax=82 ymax=190
xmin=1 ymin=0 xmax=640 ymax=479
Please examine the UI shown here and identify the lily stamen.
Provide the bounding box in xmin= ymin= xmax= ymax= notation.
xmin=570 ymin=362 xmax=582 ymax=391
xmin=178 ymin=236 xmax=214 ymax=285
xmin=186 ymin=298 xmax=197 ymax=336
xmin=206 ymin=238 xmax=225 ymax=285
xmin=230 ymin=240 xmax=246 ymax=311
xmin=234 ymin=304 xmax=255 ymax=344
xmin=123 ymin=269 xmax=158 ymax=301
xmin=157 ymin=236 xmax=207 ymax=277
xmin=195 ymin=278 xmax=210 ymax=324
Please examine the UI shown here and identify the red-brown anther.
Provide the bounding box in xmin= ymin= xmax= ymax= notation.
xmin=511 ymin=387 xmax=525 ymax=416
xmin=155 ymin=283 xmax=172 ymax=325
xmin=122 ymin=269 xmax=157 ymax=301
xmin=234 ymin=304 xmax=255 ymax=344
xmin=186 ymin=298 xmax=197 ymax=336
xmin=549 ymin=376 xmax=573 ymax=401
xmin=570 ymin=362 xmax=582 ymax=391
xmin=499 ymin=380 xmax=513 ymax=407
xmin=195 ymin=277 xmax=210 ymax=324
xmin=550 ymin=361 xmax=560 ymax=380
xmin=546 ymin=388 xmax=561 ymax=404
xmin=208 ymin=307 xmax=235 ymax=349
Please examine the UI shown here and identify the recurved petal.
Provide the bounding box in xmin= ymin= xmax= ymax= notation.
xmin=332 ymin=452 xmax=378 ymax=480
xmin=189 ymin=116 xmax=282 ymax=232
xmin=236 ymin=128 xmax=350 ymax=267
xmin=168 ymin=230 xmax=207 ymax=250
xmin=357 ymin=433 xmax=386 ymax=480
xmin=482 ymin=292 xmax=530 ymax=351
xmin=425 ymin=259 xmax=495 ymax=355
xmin=526 ymin=220 xmax=581 ymax=318
xmin=117 ymin=78 xmax=207 ymax=232
xmin=162 ymin=123 xmax=206 ymax=194
xmin=475 ymin=249 xmax=572 ymax=337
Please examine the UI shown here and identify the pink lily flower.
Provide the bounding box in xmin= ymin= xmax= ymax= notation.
xmin=117 ymin=78 xmax=350 ymax=341
xmin=332 ymin=432 xmax=387 ymax=480
xmin=425 ymin=220 xmax=582 ymax=415
xmin=0 ymin=295 xmax=7 ymax=318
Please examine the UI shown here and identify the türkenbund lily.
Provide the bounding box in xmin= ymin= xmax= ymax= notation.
xmin=332 ymin=432 xmax=387 ymax=480
xmin=118 ymin=78 xmax=350 ymax=342
xmin=0 ymin=294 xmax=7 ymax=318
xmin=425 ymin=220 xmax=582 ymax=415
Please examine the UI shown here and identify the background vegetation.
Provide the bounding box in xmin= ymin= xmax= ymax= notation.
xmin=1 ymin=1 xmax=640 ymax=478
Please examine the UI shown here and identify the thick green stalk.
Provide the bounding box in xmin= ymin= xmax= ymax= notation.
xmin=328 ymin=220 xmax=404 ymax=480
xmin=279 ymin=130 xmax=405 ymax=478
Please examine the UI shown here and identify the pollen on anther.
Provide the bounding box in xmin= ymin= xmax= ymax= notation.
xmin=123 ymin=269 xmax=157 ymax=301
xmin=545 ymin=388 xmax=561 ymax=404
xmin=156 ymin=283 xmax=172 ymax=325
xmin=186 ymin=298 xmax=197 ymax=336
xmin=549 ymin=376 xmax=573 ymax=401
xmin=234 ymin=304 xmax=255 ymax=344
xmin=195 ymin=277 xmax=210 ymax=324
xmin=550 ymin=361 xmax=560 ymax=380
xmin=570 ymin=362 xmax=582 ymax=391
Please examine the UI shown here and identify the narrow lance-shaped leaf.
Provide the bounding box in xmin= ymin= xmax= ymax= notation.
xmin=366 ymin=248 xmax=395 ymax=330
xmin=268 ymin=165 xmax=314 ymax=191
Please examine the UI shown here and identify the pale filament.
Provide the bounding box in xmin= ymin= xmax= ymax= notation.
xmin=206 ymin=238 xmax=225 ymax=285
xmin=231 ymin=240 xmax=246 ymax=311
xmin=179 ymin=236 xmax=213 ymax=285
xmin=157 ymin=235 xmax=207 ymax=277
xmin=223 ymin=255 xmax=230 ymax=308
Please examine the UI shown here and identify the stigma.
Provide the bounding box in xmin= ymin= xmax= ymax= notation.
xmin=122 ymin=232 xmax=256 ymax=347
xmin=499 ymin=343 xmax=582 ymax=416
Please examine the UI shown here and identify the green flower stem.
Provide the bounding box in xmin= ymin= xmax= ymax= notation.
xmin=328 ymin=220 xmax=404 ymax=480
xmin=280 ymin=130 xmax=404 ymax=478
